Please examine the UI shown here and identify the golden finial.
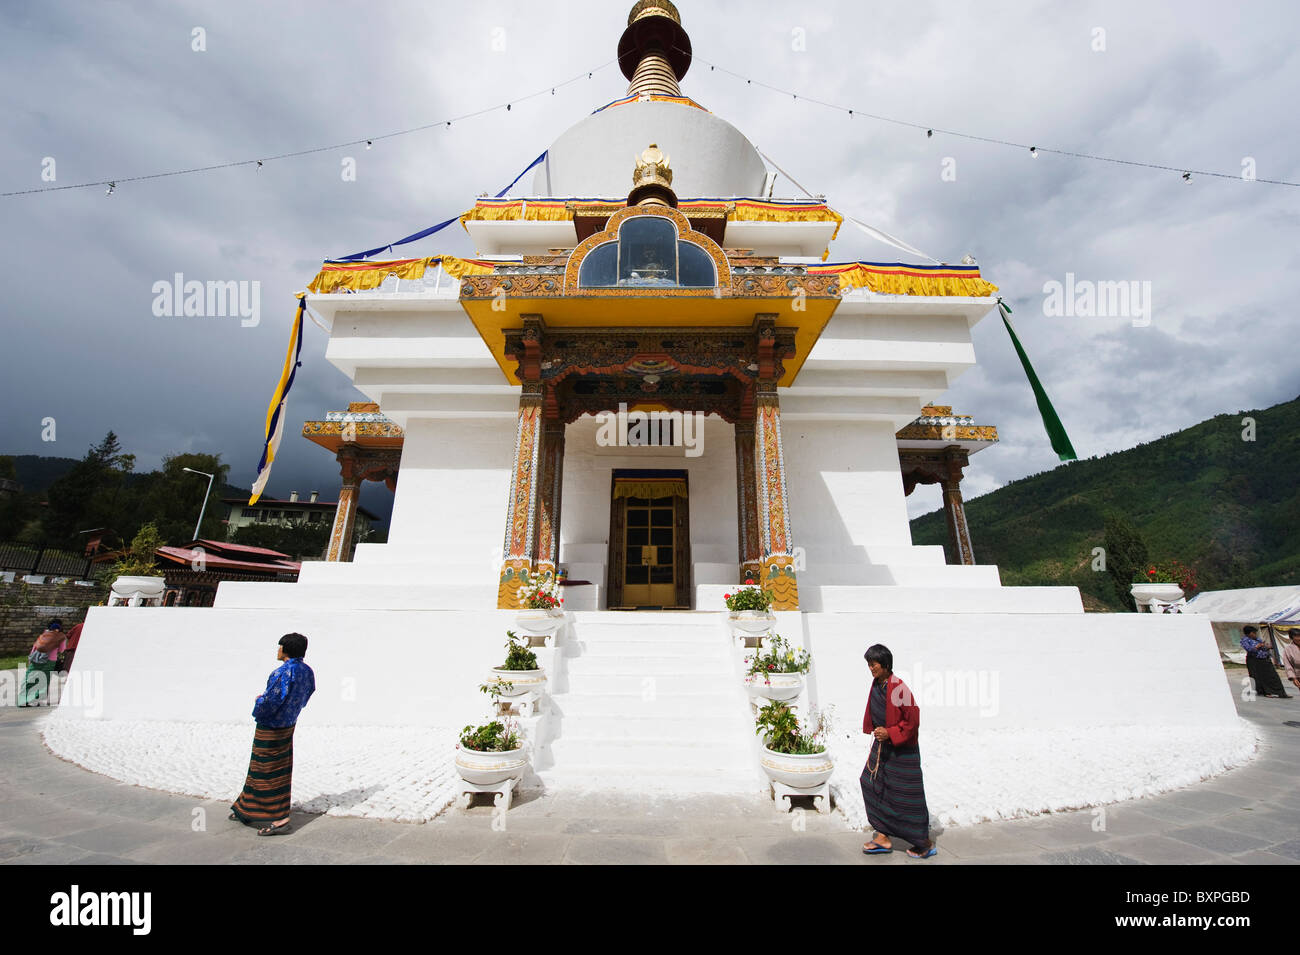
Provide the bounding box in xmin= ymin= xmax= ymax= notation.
xmin=629 ymin=143 xmax=676 ymax=207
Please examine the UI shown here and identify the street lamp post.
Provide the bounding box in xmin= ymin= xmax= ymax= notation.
xmin=182 ymin=467 xmax=216 ymax=541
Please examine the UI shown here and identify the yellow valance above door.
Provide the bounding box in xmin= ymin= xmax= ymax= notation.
xmin=613 ymin=480 xmax=688 ymax=500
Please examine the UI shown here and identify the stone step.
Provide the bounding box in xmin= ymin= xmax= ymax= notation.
xmin=569 ymin=639 xmax=730 ymax=658
xmin=548 ymin=692 xmax=747 ymax=719
xmin=553 ymin=714 xmax=752 ymax=742
xmin=561 ymin=672 xmax=740 ymax=695
xmin=563 ymin=655 xmax=733 ymax=676
xmin=535 ymin=766 xmax=764 ymax=794
xmin=544 ymin=738 xmax=756 ymax=772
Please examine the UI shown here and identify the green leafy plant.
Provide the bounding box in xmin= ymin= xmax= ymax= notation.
xmin=495 ymin=630 xmax=539 ymax=671
xmin=754 ymin=701 xmax=827 ymax=755
xmin=457 ymin=719 xmax=522 ymax=752
xmin=724 ymin=586 xmax=773 ymax=612
xmin=459 ymin=680 xmax=522 ymax=751
xmin=744 ymin=634 xmax=811 ymax=683
xmin=517 ymin=576 xmax=563 ymax=610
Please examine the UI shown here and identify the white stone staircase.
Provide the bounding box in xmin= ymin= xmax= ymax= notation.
xmin=534 ymin=611 xmax=763 ymax=793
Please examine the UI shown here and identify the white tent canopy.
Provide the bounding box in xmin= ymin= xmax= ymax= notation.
xmin=1184 ymin=586 xmax=1300 ymax=662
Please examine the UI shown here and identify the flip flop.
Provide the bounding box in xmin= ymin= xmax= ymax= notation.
xmin=906 ymin=845 xmax=938 ymax=859
xmin=256 ymin=822 xmax=293 ymax=836
xmin=862 ymin=841 xmax=893 ymax=854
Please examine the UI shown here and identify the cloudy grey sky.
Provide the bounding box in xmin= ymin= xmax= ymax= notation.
xmin=2 ymin=0 xmax=1298 ymax=526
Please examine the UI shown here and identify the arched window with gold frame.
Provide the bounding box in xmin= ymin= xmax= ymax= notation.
xmin=575 ymin=209 xmax=720 ymax=291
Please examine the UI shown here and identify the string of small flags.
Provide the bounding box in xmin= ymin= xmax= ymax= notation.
xmin=683 ymin=47 xmax=1299 ymax=188
xmin=0 ymin=60 xmax=617 ymax=199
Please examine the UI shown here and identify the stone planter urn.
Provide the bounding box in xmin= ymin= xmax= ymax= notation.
xmin=730 ymin=611 xmax=776 ymax=648
xmin=514 ymin=609 xmax=565 ymax=644
xmin=746 ymin=671 xmax=806 ymax=703
xmin=1131 ymin=583 xmax=1184 ymax=611
xmin=454 ymin=745 xmax=529 ymax=787
xmin=484 ymin=667 xmax=547 ymax=698
xmin=759 ymin=746 xmax=835 ymax=813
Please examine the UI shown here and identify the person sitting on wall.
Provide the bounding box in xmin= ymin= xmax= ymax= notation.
xmin=58 ymin=622 xmax=83 ymax=673
xmin=1241 ymin=626 xmax=1290 ymax=699
xmin=229 ymin=633 xmax=316 ymax=836
xmin=17 ymin=619 xmax=65 ymax=707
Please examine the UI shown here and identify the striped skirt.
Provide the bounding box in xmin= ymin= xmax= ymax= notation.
xmin=860 ymin=740 xmax=931 ymax=848
xmin=230 ymin=724 xmax=296 ymax=825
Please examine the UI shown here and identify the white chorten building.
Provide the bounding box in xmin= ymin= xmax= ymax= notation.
xmin=51 ymin=1 xmax=1251 ymax=821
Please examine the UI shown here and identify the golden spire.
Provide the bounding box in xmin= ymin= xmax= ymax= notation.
xmin=629 ymin=143 xmax=677 ymax=207
xmin=618 ymin=0 xmax=692 ymax=98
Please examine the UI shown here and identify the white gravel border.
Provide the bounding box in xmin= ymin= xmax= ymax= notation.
xmin=829 ymin=718 xmax=1260 ymax=830
xmin=41 ymin=713 xmax=1259 ymax=828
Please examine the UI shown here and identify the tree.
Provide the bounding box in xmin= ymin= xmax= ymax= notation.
xmin=231 ymin=521 xmax=330 ymax=560
xmin=43 ymin=431 xmax=134 ymax=547
xmin=1103 ymin=513 xmax=1148 ymax=611
xmin=98 ymin=521 xmax=163 ymax=586
xmin=128 ymin=453 xmax=231 ymax=544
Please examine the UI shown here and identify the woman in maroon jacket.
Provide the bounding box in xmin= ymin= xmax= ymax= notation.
xmin=860 ymin=644 xmax=935 ymax=858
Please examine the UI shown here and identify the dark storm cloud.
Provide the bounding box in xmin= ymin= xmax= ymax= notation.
xmin=1 ymin=0 xmax=1297 ymax=527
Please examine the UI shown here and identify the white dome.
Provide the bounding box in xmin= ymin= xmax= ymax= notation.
xmin=531 ymin=100 xmax=769 ymax=198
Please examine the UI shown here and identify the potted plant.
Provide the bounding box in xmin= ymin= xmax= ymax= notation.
xmin=754 ymin=700 xmax=834 ymax=790
xmin=725 ymin=586 xmax=776 ymax=640
xmin=743 ymin=634 xmax=812 ymax=702
xmin=483 ymin=630 xmax=547 ymax=698
xmin=455 ymin=694 xmax=528 ymax=787
xmin=1131 ymin=560 xmax=1196 ymax=611
xmin=514 ymin=576 xmax=565 ymax=643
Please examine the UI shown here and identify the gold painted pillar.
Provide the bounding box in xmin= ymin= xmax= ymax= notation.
xmin=941 ymin=451 xmax=975 ymax=566
xmin=497 ymin=383 xmax=544 ymax=608
xmin=753 ymin=387 xmax=799 ymax=610
xmin=533 ymin=419 xmax=566 ymax=580
xmin=734 ymin=419 xmax=761 ymax=583
xmin=327 ymin=448 xmax=362 ymax=562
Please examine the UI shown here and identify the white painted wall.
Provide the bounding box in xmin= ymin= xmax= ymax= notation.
xmin=533 ymin=101 xmax=770 ymax=199
xmin=385 ymin=417 xmax=515 ymax=560
xmin=61 ymin=607 xmax=1240 ymax=746
xmin=800 ymin=611 xmax=1239 ymax=732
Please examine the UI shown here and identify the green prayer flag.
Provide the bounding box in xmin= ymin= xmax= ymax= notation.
xmin=997 ymin=300 xmax=1077 ymax=461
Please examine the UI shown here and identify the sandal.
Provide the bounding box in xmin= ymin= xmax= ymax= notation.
xmin=862 ymin=841 xmax=893 ymax=854
xmin=256 ymin=822 xmax=293 ymax=836
xmin=906 ymin=845 xmax=938 ymax=859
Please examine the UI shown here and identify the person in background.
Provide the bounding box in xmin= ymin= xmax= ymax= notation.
xmin=229 ymin=633 xmax=316 ymax=836
xmin=1241 ymin=625 xmax=1290 ymax=699
xmin=1279 ymin=629 xmax=1300 ymax=693
xmin=58 ymin=622 xmax=83 ymax=672
xmin=860 ymin=643 xmax=936 ymax=859
xmin=17 ymin=620 xmax=65 ymax=707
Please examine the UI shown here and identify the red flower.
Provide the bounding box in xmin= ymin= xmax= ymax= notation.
xmin=724 ymin=593 xmax=731 ymax=599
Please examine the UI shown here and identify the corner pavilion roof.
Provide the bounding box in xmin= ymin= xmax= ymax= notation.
xmin=896 ymin=405 xmax=999 ymax=455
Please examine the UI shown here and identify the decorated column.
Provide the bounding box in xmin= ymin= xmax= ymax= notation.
xmin=941 ymin=450 xmax=975 ymax=566
xmin=734 ymin=418 xmax=761 ymax=583
xmin=497 ymin=322 xmax=545 ymax=609
xmin=533 ymin=419 xmax=566 ymax=580
xmin=752 ymin=319 xmax=799 ymax=609
xmin=327 ymin=449 xmax=363 ymax=562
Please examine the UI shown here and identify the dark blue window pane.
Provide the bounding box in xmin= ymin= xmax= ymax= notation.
xmin=618 ymin=217 xmax=677 ymax=287
xmin=579 ymin=241 xmax=617 ymax=287
xmin=678 ymin=242 xmax=716 ymax=287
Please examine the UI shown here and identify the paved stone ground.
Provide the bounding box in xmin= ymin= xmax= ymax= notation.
xmin=1 ymin=670 xmax=1296 ymax=865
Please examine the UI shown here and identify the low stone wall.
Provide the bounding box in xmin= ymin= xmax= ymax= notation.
xmin=0 ymin=578 xmax=105 ymax=655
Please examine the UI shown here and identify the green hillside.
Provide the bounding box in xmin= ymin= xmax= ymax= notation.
xmin=910 ymin=395 xmax=1300 ymax=610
